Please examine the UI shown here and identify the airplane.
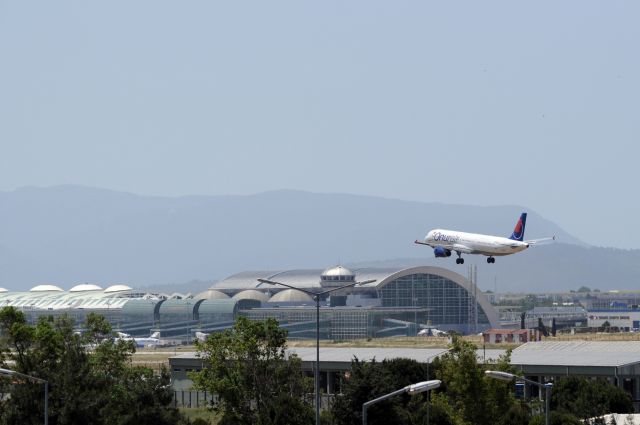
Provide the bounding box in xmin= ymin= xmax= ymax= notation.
xmin=116 ymin=331 xmax=162 ymax=348
xmin=414 ymin=212 xmax=554 ymax=264
xmin=417 ymin=327 xmax=447 ymax=337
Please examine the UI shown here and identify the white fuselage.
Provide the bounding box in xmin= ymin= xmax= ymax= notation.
xmin=117 ymin=332 xmax=161 ymax=348
xmin=425 ymin=229 xmax=529 ymax=257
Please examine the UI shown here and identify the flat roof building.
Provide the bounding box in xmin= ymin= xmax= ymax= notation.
xmin=170 ymin=341 xmax=640 ymax=410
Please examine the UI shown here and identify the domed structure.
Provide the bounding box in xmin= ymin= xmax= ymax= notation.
xmin=104 ymin=284 xmax=133 ymax=293
xmin=29 ymin=284 xmax=64 ymax=292
xmin=69 ymin=284 xmax=103 ymax=292
xmin=321 ymin=265 xmax=355 ymax=284
xmin=232 ymin=290 xmax=269 ymax=303
xmin=269 ymin=289 xmax=314 ymax=303
xmin=195 ymin=289 xmax=230 ymax=300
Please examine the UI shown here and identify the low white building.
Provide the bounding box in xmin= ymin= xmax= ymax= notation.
xmin=587 ymin=310 xmax=640 ymax=330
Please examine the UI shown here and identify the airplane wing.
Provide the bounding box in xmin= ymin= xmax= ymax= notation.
xmin=525 ymin=236 xmax=556 ymax=245
xmin=416 ymin=240 xmax=476 ymax=254
xmin=451 ymin=244 xmax=476 ymax=254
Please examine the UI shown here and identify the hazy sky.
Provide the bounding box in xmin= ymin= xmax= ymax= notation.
xmin=1 ymin=2 xmax=638 ymax=248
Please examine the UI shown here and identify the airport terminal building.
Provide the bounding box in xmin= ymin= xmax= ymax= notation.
xmin=212 ymin=265 xmax=498 ymax=338
xmin=0 ymin=266 xmax=499 ymax=340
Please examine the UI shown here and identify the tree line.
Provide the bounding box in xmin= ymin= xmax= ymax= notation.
xmin=0 ymin=307 xmax=187 ymax=425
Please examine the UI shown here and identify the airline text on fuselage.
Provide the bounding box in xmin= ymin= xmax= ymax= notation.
xmin=432 ymin=232 xmax=460 ymax=243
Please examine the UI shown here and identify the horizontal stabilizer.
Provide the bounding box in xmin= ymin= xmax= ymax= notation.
xmin=525 ymin=236 xmax=556 ymax=245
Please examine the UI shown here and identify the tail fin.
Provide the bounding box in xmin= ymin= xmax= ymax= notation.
xmin=509 ymin=213 xmax=527 ymax=241
xmin=150 ymin=331 xmax=160 ymax=339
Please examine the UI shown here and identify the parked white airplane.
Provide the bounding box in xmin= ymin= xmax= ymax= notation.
xmin=415 ymin=213 xmax=554 ymax=264
xmin=417 ymin=327 xmax=447 ymax=337
xmin=116 ymin=331 xmax=162 ymax=348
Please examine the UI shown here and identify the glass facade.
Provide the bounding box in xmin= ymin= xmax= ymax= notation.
xmin=241 ymin=307 xmax=430 ymax=340
xmin=379 ymin=273 xmax=489 ymax=328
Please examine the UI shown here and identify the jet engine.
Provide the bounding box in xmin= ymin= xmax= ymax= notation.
xmin=433 ymin=246 xmax=452 ymax=258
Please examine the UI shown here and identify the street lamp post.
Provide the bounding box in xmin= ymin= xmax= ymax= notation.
xmin=425 ymin=349 xmax=450 ymax=425
xmin=362 ymin=380 xmax=441 ymax=425
xmin=257 ymin=277 xmax=376 ymax=425
xmin=485 ymin=370 xmax=553 ymax=425
xmin=0 ymin=367 xmax=48 ymax=425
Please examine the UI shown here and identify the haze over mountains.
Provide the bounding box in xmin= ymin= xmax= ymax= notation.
xmin=0 ymin=185 xmax=638 ymax=293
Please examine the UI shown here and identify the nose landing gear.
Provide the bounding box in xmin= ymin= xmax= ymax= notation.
xmin=487 ymin=257 xmax=495 ymax=264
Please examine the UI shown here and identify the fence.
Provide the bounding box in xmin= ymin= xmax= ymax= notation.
xmin=173 ymin=391 xmax=217 ymax=408
xmin=173 ymin=391 xmax=335 ymax=410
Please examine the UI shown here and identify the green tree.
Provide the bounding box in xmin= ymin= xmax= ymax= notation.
xmin=0 ymin=307 xmax=185 ymax=425
xmin=528 ymin=411 xmax=581 ymax=425
xmin=190 ymin=316 xmax=313 ymax=425
xmin=329 ymin=357 xmax=434 ymax=425
xmin=434 ymin=337 xmax=522 ymax=425
xmin=329 ymin=337 xmax=532 ymax=425
xmin=551 ymin=376 xmax=633 ymax=421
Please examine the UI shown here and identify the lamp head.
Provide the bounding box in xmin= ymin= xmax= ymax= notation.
xmin=406 ymin=380 xmax=441 ymax=395
xmin=0 ymin=368 xmax=15 ymax=377
xmin=485 ymin=370 xmax=516 ymax=382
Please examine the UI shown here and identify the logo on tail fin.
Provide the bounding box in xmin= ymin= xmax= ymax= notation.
xmin=509 ymin=213 xmax=527 ymax=241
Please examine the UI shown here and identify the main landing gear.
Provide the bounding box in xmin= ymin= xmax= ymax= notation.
xmin=455 ymin=252 xmax=464 ymax=264
xmin=486 ymin=257 xmax=495 ymax=264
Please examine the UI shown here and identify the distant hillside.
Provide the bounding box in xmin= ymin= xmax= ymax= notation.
xmin=0 ymin=185 xmax=613 ymax=293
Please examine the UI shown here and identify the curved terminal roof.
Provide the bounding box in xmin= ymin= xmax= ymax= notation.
xmin=0 ymin=284 xmax=146 ymax=311
xmin=269 ymin=289 xmax=314 ymax=303
xmin=211 ymin=266 xmax=449 ymax=291
xmin=219 ymin=269 xmax=324 ymax=291
xmin=232 ymin=290 xmax=270 ymax=303
xmin=30 ymin=284 xmax=64 ymax=292
xmin=197 ymin=299 xmax=238 ymax=317
xmin=104 ymin=284 xmax=133 ymax=293
xmin=70 ymin=284 xmax=103 ymax=292
xmin=195 ymin=289 xmax=230 ymax=300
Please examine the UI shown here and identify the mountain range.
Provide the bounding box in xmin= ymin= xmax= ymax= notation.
xmin=0 ymin=185 xmax=637 ymax=293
